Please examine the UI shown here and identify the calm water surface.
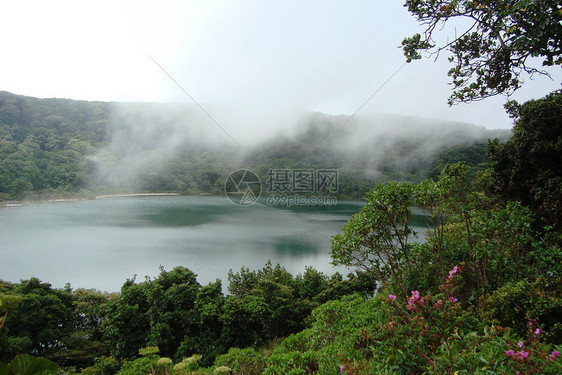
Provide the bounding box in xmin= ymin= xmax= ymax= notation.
xmin=0 ymin=196 xmax=430 ymax=292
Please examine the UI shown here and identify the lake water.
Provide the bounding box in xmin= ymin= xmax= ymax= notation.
xmin=0 ymin=196 xmax=430 ymax=292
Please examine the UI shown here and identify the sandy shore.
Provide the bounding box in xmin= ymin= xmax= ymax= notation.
xmin=95 ymin=193 xmax=181 ymax=199
xmin=0 ymin=197 xmax=88 ymax=208
xmin=0 ymin=192 xmax=184 ymax=208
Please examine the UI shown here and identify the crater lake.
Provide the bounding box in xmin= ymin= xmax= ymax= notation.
xmin=0 ymin=196 xmax=430 ymax=291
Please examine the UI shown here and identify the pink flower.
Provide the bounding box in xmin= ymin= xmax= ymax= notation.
xmin=409 ymin=291 xmax=420 ymax=302
xmin=448 ymin=296 xmax=458 ymax=302
xmin=448 ymin=265 xmax=458 ymax=279
xmin=340 ymin=364 xmax=344 ymax=373
xmin=436 ymin=299 xmax=443 ymax=306
xmin=549 ymin=350 xmax=560 ymax=362
xmin=518 ymin=341 xmax=524 ymax=348
xmin=389 ymin=321 xmax=395 ymax=327
xmin=514 ymin=351 xmax=529 ymax=361
xmin=388 ymin=294 xmax=397 ymax=300
xmin=506 ymin=349 xmax=529 ymax=361
xmin=534 ymin=328 xmax=541 ymax=335
xmin=406 ymin=291 xmax=421 ymax=309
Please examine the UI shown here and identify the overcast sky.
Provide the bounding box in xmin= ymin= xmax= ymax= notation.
xmin=1 ymin=0 xmax=560 ymax=131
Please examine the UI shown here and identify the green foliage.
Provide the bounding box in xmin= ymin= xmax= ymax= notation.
xmin=49 ymin=289 xmax=115 ymax=368
xmin=486 ymin=90 xmax=562 ymax=231
xmin=212 ymin=366 xmax=230 ymax=374
xmin=213 ymin=348 xmax=265 ymax=375
xmin=220 ymin=262 xmax=376 ymax=350
xmin=138 ymin=347 xmax=160 ymax=357
xmin=103 ymin=267 xmax=200 ymax=360
xmin=263 ymin=351 xmax=321 ymax=375
xmin=92 ymin=356 xmax=121 ymax=375
xmin=115 ymin=356 xmax=153 ymax=375
xmin=325 ymin=154 xmax=562 ymax=373
xmin=0 ymin=92 xmax=236 ymax=199
xmin=331 ymin=182 xmax=417 ymax=295
xmin=343 ymin=269 xmax=476 ymax=373
xmin=79 ymin=262 xmax=372 ymax=370
xmin=268 ymin=294 xmax=384 ymax=374
xmin=72 ymin=288 xmax=115 ymax=342
xmin=345 ymin=286 xmax=562 ymax=374
xmin=0 ymin=353 xmax=59 ymax=375
xmin=333 ymin=161 xmax=555 ymax=297
xmin=419 ymin=166 xmax=546 ymax=294
xmin=403 ymin=0 xmax=562 ymax=104
xmin=220 ymin=288 xmax=281 ymax=349
xmin=115 ymin=350 xmax=208 ymax=375
xmin=264 ymin=268 xmax=562 ymax=375
xmin=0 ymin=282 xmax=111 ymax=368
xmin=175 ymin=280 xmax=225 ymax=366
xmin=481 ymin=278 xmax=562 ymax=343
xmin=174 ymin=354 xmax=203 ymax=372
xmin=429 ymin=142 xmax=489 ymax=181
xmin=0 ymin=294 xmax=22 ymax=333
xmin=0 ymin=278 xmax=75 ymax=362
xmin=0 ymin=92 xmax=104 ymax=198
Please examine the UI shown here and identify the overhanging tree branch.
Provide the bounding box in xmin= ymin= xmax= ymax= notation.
xmin=402 ymin=0 xmax=562 ymax=104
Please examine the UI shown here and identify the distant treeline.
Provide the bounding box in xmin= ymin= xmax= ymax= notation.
xmin=0 ymin=91 xmax=509 ymax=200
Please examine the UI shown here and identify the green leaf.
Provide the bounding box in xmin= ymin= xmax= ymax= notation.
xmin=9 ymin=354 xmax=34 ymax=374
xmin=8 ymin=354 xmax=59 ymax=375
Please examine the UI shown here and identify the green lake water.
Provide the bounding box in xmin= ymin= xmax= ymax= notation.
xmin=0 ymin=196 xmax=431 ymax=292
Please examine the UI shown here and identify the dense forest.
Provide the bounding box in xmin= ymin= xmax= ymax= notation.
xmin=0 ymin=91 xmax=508 ymax=201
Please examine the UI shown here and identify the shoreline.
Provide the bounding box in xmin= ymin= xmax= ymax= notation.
xmin=0 ymin=192 xmax=196 ymax=208
xmin=95 ymin=192 xmax=182 ymax=199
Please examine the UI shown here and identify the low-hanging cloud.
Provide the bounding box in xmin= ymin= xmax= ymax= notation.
xmin=88 ymin=98 xmax=510 ymax=194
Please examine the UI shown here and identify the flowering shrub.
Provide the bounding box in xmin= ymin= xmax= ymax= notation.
xmin=340 ymin=267 xmax=562 ymax=374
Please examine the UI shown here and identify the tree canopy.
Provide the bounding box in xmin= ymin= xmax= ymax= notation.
xmin=486 ymin=90 xmax=562 ymax=230
xmin=402 ymin=0 xmax=562 ymax=104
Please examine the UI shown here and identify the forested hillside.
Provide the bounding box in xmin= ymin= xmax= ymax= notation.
xmin=0 ymin=91 xmax=509 ymax=200
xmin=0 ymin=91 xmax=108 ymax=198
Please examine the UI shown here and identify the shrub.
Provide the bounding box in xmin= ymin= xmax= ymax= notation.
xmin=480 ymin=278 xmax=562 ymax=343
xmin=213 ymin=347 xmax=265 ymax=375
xmin=341 ymin=267 xmax=562 ymax=374
xmin=263 ymin=351 xmax=321 ymax=375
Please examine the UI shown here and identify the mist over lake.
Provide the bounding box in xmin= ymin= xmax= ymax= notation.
xmin=0 ymin=196 xmax=430 ymax=292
